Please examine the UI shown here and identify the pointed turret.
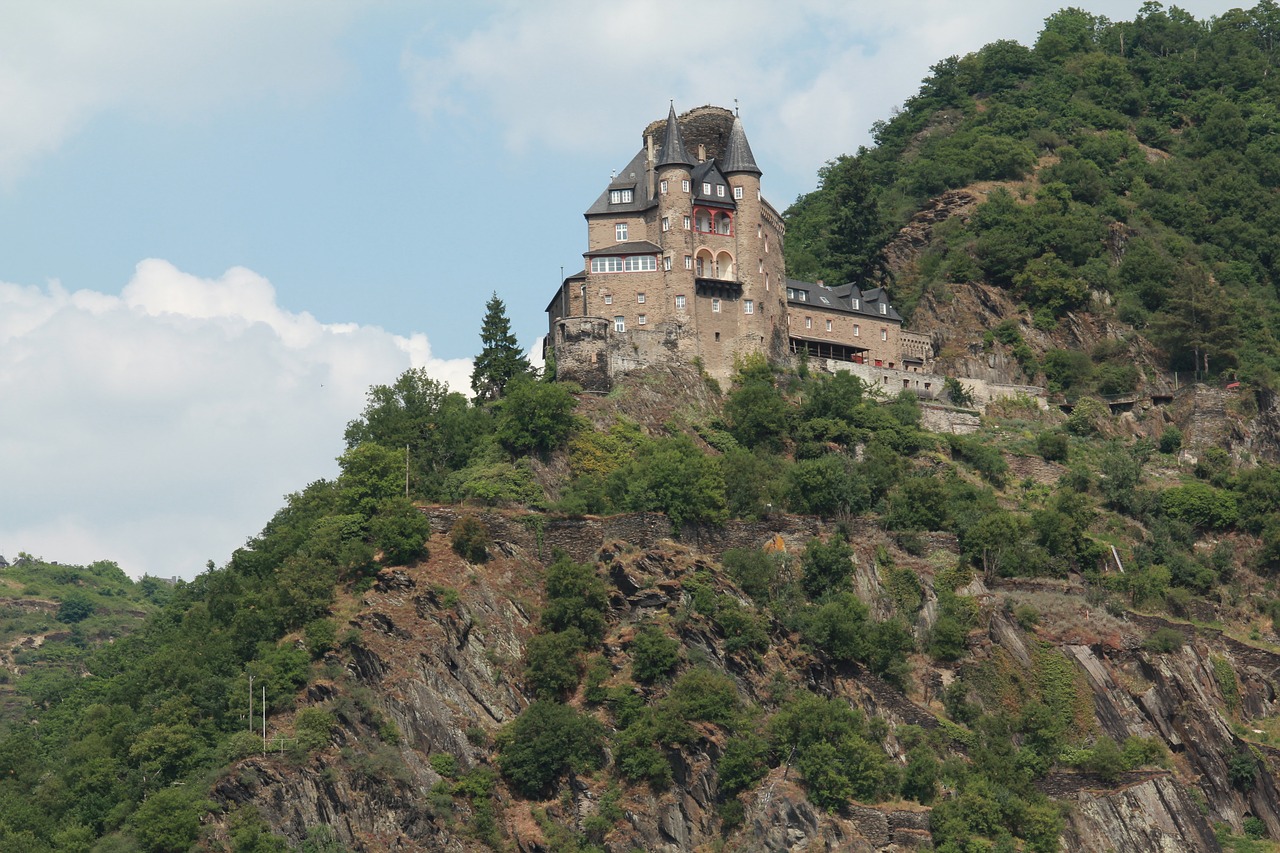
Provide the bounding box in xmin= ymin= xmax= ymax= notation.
xmin=656 ymin=103 xmax=693 ymax=168
xmin=721 ymin=115 xmax=761 ymax=176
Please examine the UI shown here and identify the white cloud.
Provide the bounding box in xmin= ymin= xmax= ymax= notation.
xmin=0 ymin=0 xmax=360 ymax=183
xmin=401 ymin=0 xmax=1235 ymax=200
xmin=0 ymin=261 xmax=471 ymax=579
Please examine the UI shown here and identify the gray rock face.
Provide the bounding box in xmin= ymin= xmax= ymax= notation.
xmin=1061 ymin=776 xmax=1221 ymax=853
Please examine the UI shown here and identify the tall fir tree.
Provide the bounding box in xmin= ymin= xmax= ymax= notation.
xmin=471 ymin=292 xmax=530 ymax=402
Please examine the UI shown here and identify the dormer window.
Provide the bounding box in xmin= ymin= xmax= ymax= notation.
xmin=717 ymin=185 xmax=725 ymax=197
xmin=610 ymin=189 xmax=633 ymax=204
xmin=703 ymin=182 xmax=711 ymax=194
xmin=616 ymin=222 xmax=628 ymax=241
xmin=879 ymin=303 xmax=887 ymax=315
xmin=852 ymin=299 xmax=860 ymax=310
xmin=787 ymin=288 xmax=795 ymax=299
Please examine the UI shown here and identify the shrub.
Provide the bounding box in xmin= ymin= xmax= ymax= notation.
xmin=1158 ymin=425 xmax=1183 ymax=454
xmin=495 ymin=377 xmax=577 ymax=455
xmin=524 ymin=629 xmax=586 ymax=698
xmin=55 ymin=591 xmax=96 ymax=624
xmin=540 ymin=553 xmax=609 ymax=644
xmin=429 ymin=753 xmax=457 ymax=778
xmin=294 ymin=708 xmax=336 ymax=753
xmin=1036 ymin=430 xmax=1069 ymax=462
xmin=370 ymin=497 xmax=431 ymax=565
xmin=801 ymin=535 xmax=854 ymax=599
xmin=1143 ymin=627 xmax=1184 ymax=654
xmin=722 ymin=548 xmax=780 ymax=603
xmin=629 ymin=625 xmax=679 ymax=683
xmin=498 ymin=701 xmax=605 ymax=798
xmin=718 ymin=731 xmax=770 ymax=794
xmin=450 ymin=515 xmax=490 ymax=562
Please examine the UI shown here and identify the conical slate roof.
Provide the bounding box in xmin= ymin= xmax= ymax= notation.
xmin=656 ymin=103 xmax=693 ymax=168
xmin=721 ymin=115 xmax=761 ymax=176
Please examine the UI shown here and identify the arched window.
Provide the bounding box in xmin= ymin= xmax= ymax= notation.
xmin=695 ymin=249 xmax=713 ymax=278
xmin=696 ymin=210 xmax=712 ymax=232
xmin=715 ymin=251 xmax=734 ymax=280
xmin=715 ymin=212 xmax=732 ymax=235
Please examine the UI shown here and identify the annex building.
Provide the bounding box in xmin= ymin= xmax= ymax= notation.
xmin=545 ymin=105 xmax=933 ymax=391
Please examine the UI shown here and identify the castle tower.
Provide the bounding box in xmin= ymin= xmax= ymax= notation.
xmin=546 ymin=105 xmax=797 ymax=389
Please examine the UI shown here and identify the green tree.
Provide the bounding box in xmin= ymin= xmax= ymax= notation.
xmin=495 ymin=377 xmax=577 ymax=455
xmin=801 ymin=535 xmax=854 ymax=599
xmin=471 ymin=293 xmax=530 ymax=402
xmin=498 ymin=701 xmax=605 ymax=798
xmin=630 ymin=624 xmax=680 ymax=683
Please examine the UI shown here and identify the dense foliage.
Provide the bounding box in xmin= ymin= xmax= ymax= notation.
xmin=786 ymin=2 xmax=1280 ymax=387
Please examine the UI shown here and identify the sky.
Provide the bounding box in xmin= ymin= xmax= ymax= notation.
xmin=0 ymin=0 xmax=1236 ymax=579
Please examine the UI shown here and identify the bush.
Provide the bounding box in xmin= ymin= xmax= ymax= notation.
xmin=801 ymin=535 xmax=854 ymax=599
xmin=294 ymin=707 xmax=336 ymax=753
xmin=1142 ymin=627 xmax=1184 ymax=654
xmin=540 ymin=553 xmax=609 ymax=644
xmin=524 ymin=629 xmax=586 ymax=698
xmin=1036 ymin=430 xmax=1069 ymax=462
xmin=630 ymin=624 xmax=679 ymax=683
xmin=1158 ymin=425 xmax=1183 ymax=454
xmin=495 ymin=377 xmax=577 ymax=455
xmin=370 ymin=497 xmax=431 ymax=565
xmin=429 ymin=753 xmax=457 ymax=778
xmin=499 ymin=701 xmax=605 ymax=798
xmin=55 ymin=591 xmax=95 ymax=624
xmin=450 ymin=515 xmax=490 ymax=562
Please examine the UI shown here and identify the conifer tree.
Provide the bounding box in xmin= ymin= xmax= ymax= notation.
xmin=471 ymin=292 xmax=530 ymax=401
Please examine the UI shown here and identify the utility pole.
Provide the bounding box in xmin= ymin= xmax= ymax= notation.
xmin=405 ymin=444 xmax=410 ymax=499
xmin=247 ymin=673 xmax=254 ymax=732
xmin=262 ymin=686 xmax=267 ymax=754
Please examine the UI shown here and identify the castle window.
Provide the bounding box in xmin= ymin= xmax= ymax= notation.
xmin=703 ymin=182 xmax=711 ymax=194
xmin=765 ymin=273 xmax=769 ymax=290
xmin=675 ymin=294 xmax=686 ymax=310
xmin=682 ymin=179 xmax=690 ymax=192
xmin=622 ymin=255 xmax=656 ymax=272
xmin=684 ymin=255 xmax=692 ymax=269
xmin=638 ymin=314 xmax=647 ymax=325
xmin=715 ymin=212 xmax=732 ymax=235
xmin=712 ymin=298 xmax=721 ymax=313
xmin=764 ymin=236 xmax=769 ymax=253
xmin=696 ymin=257 xmax=704 ymax=276
xmin=854 ymin=324 xmax=860 ymax=336
xmin=879 ymin=303 xmax=887 ymax=315
xmin=715 ymin=332 xmax=720 ymax=341
xmin=805 ymin=317 xmax=812 ymax=329
xmin=604 ymin=294 xmax=613 ymax=305
xmin=717 ymin=184 xmax=725 ymax=197
xmin=881 ymin=328 xmax=888 ymax=341
xmin=826 ymin=319 xmax=832 ymax=331
xmin=660 ymin=180 xmax=668 ymax=194
xmin=638 ymin=293 xmax=646 ymax=303
xmin=591 ymin=257 xmax=623 ymax=273
xmin=744 ymin=300 xmax=754 ymax=315
xmin=759 ymin=259 xmax=764 ymax=273
xmin=616 ymin=222 xmax=628 ymax=241
xmin=683 ymin=215 xmax=691 ymax=230
xmin=614 ymin=316 xmax=625 ymax=332
xmin=609 ymin=189 xmax=633 ymax=204
xmin=663 ymin=255 xmax=672 ymax=271
xmin=662 ymin=217 xmax=670 ymax=232
xmin=787 ymin=288 xmax=795 ymax=299
xmin=734 ymin=186 xmax=744 ymax=200
xmin=757 ymin=224 xmax=762 ymax=238
xmin=852 ymin=298 xmax=859 ymax=309
xmin=797 ymin=291 xmax=806 ymax=302
xmin=696 ymin=210 xmax=711 ymax=232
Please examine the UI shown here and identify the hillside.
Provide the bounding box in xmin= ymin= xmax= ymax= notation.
xmin=11 ymin=5 xmax=1280 ymax=852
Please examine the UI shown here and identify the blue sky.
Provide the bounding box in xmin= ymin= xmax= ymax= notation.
xmin=0 ymin=0 xmax=1233 ymax=578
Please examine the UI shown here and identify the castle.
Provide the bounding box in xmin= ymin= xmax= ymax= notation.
xmin=545 ymin=105 xmax=933 ymax=390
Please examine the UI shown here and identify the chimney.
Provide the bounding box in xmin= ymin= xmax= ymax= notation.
xmin=817 ymin=280 xmax=824 ymax=287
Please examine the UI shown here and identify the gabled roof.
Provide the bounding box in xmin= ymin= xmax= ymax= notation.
xmin=690 ymin=160 xmax=736 ymax=209
xmin=656 ymin=103 xmax=693 ymax=168
xmin=785 ymin=278 xmax=903 ymax=322
xmin=584 ymin=147 xmax=657 ymax=216
xmin=721 ymin=116 xmax=761 ymax=176
xmin=584 ymin=240 xmax=662 ymax=257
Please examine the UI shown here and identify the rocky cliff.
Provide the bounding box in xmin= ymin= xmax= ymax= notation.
xmin=205 ymin=508 xmax=1280 ymax=852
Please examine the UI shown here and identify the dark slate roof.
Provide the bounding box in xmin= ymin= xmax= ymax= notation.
xmin=583 ymin=240 xmax=662 ymax=257
xmin=690 ymin=160 xmax=736 ymax=209
xmin=656 ymin=103 xmax=693 ymax=168
xmin=721 ymin=116 xmax=761 ymax=176
xmin=785 ymin=278 xmax=903 ymax=322
xmin=584 ymin=147 xmax=657 ymax=216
